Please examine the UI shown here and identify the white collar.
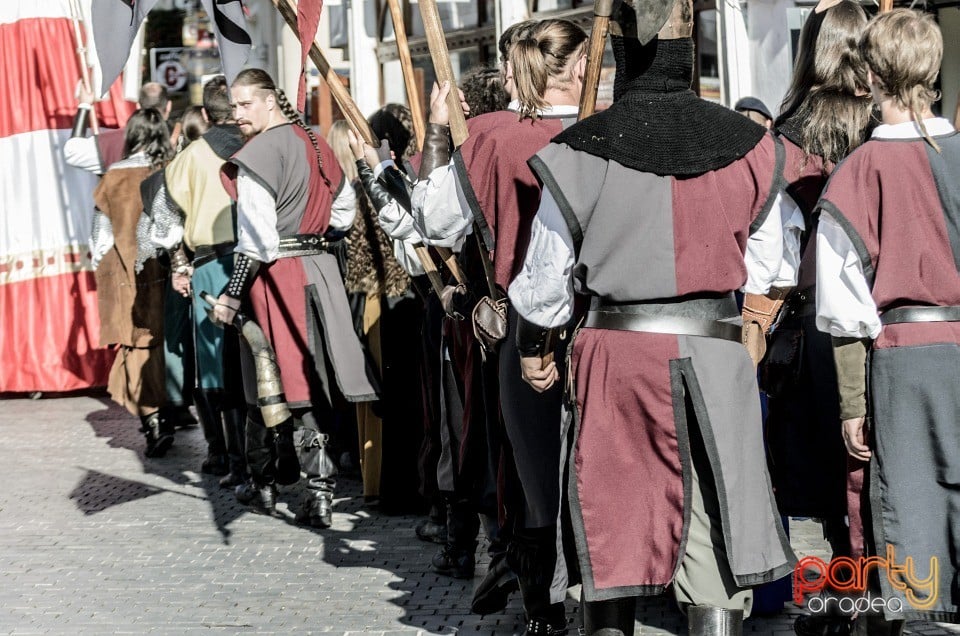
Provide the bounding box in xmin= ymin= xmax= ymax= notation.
xmin=506 ymin=100 xmax=579 ymax=117
xmin=871 ymin=117 xmax=955 ymax=140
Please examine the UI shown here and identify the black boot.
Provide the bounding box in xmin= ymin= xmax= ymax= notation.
xmin=235 ymin=480 xmax=277 ymax=515
xmin=509 ymin=525 xmax=566 ymax=634
xmin=582 ymin=597 xmax=637 ymax=636
xmin=472 ymin=514 xmax=518 ymax=614
xmin=433 ymin=500 xmax=477 ymax=579
xmin=219 ymin=407 xmax=248 ymax=489
xmin=140 ymin=412 xmax=174 ymax=458
xmin=194 ymin=390 xmax=229 ymax=476
xmin=294 ymin=426 xmax=337 ymax=527
xmin=295 ymin=478 xmax=335 ymax=528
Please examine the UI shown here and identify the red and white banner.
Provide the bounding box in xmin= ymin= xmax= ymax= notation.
xmin=0 ymin=1 xmax=135 ymax=393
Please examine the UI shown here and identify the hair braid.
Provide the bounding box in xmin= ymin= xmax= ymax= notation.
xmin=275 ymin=88 xmax=331 ymax=185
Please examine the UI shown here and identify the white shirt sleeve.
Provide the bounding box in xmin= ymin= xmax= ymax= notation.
xmin=236 ymin=170 xmax=280 ymax=262
xmin=63 ymin=135 xmax=103 ymax=174
xmin=411 ymin=161 xmax=475 ymax=248
xmin=378 ymin=198 xmax=419 ymax=241
xmin=815 ymin=212 xmax=882 ymax=339
xmin=743 ymin=192 xmax=787 ymax=294
xmin=329 ymin=179 xmax=357 ymax=231
xmin=507 ymin=189 xmax=576 ymax=328
xmin=772 ymin=193 xmax=805 ymax=288
xmin=392 ymin=240 xmax=426 ymax=277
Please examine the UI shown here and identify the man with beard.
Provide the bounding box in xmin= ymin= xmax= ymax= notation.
xmin=213 ymin=69 xmax=378 ymax=527
xmin=508 ymin=0 xmax=797 ymax=633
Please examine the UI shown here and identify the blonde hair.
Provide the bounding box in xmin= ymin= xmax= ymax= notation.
xmin=860 ymin=9 xmax=943 ymax=152
xmin=327 ymin=120 xmax=358 ymax=183
xmin=508 ymin=19 xmax=587 ymax=120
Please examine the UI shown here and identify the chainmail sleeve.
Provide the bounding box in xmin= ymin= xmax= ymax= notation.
xmin=135 ymin=184 xmax=182 ymax=273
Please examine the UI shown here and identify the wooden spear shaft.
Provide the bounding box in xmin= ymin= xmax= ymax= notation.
xmin=271 ymin=0 xmax=378 ymax=146
xmin=68 ymin=0 xmax=99 ymax=134
xmin=879 ymin=0 xmax=893 ymax=12
xmin=579 ymin=0 xmax=614 ymax=121
xmin=386 ymin=0 xmax=426 ymax=149
xmin=418 ymin=0 xmax=469 ymax=147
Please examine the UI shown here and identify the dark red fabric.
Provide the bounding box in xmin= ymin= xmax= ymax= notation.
xmin=572 ymin=328 xmax=685 ymax=590
xmin=780 ymin=136 xmax=828 ymax=216
xmin=296 ymin=0 xmax=323 ymax=112
xmin=821 ymin=138 xmax=960 ymax=349
xmin=95 ymin=128 xmax=125 ymax=172
xmin=249 ymin=257 xmax=312 ymax=404
xmin=292 ymin=125 xmax=340 ymax=234
xmin=846 ymin=457 xmax=868 ymax=559
xmin=672 ymin=134 xmax=779 ymax=295
xmin=0 ymin=17 xmax=134 ymax=139
xmin=459 ymin=111 xmax=566 ymax=289
xmin=0 ymin=271 xmax=114 ymax=392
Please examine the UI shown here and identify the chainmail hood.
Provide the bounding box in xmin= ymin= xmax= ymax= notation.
xmin=551 ymin=37 xmax=767 ymax=176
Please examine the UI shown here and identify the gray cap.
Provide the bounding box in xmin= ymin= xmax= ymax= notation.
xmin=734 ymin=97 xmax=773 ymax=121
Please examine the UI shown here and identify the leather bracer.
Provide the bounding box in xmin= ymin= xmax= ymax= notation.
xmin=832 ymin=336 xmax=870 ymax=420
xmin=357 ymin=161 xmax=394 ymax=212
xmin=418 ymin=123 xmax=452 ymax=180
xmin=72 ymin=104 xmax=92 ymax=138
xmin=516 ymin=315 xmax=558 ymax=358
xmin=225 ymin=253 xmax=261 ymax=300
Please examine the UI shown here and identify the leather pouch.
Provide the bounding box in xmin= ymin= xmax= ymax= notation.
xmin=471 ymin=296 xmax=508 ymax=353
xmin=760 ymin=326 xmax=803 ymax=398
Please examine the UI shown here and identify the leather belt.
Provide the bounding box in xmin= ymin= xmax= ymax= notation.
xmin=880 ymin=305 xmax=960 ymax=325
xmin=277 ymin=233 xmax=338 ymax=259
xmin=192 ymin=242 xmax=235 ymax=268
xmin=585 ymin=294 xmax=742 ymax=342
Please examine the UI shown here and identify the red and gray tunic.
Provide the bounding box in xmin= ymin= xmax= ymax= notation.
xmin=510 ymin=132 xmax=796 ymax=601
xmin=222 ymin=123 xmax=378 ymax=408
xmin=815 ymin=118 xmax=960 ymax=622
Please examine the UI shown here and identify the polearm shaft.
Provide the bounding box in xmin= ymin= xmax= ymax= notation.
xmin=68 ymin=0 xmax=99 ymax=134
xmin=270 ymin=0 xmax=378 ymax=146
xmin=418 ymin=0 xmax=469 ymax=147
xmin=879 ymin=0 xmax=893 ymax=11
xmin=386 ymin=0 xmax=426 ymax=149
xmin=578 ymin=0 xmax=614 ymax=121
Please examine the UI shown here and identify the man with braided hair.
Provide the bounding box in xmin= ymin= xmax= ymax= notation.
xmin=214 ymin=68 xmax=379 ymax=527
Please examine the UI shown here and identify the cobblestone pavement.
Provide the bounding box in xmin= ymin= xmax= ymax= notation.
xmin=0 ymin=394 xmax=957 ymax=635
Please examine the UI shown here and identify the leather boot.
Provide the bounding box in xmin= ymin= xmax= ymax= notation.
xmin=295 ymin=477 xmax=335 ymax=528
xmin=582 ymin=597 xmax=637 ymax=636
xmin=235 ymin=480 xmax=277 ymax=515
xmin=140 ymin=412 xmax=174 ymax=458
xmin=509 ymin=526 xmax=566 ymax=634
xmin=472 ymin=514 xmax=518 ymax=614
xmin=194 ymin=390 xmax=228 ymax=476
xmin=687 ymin=606 xmax=743 ymax=636
xmin=433 ymin=500 xmax=477 ymax=579
xmin=219 ymin=407 xmax=248 ymax=489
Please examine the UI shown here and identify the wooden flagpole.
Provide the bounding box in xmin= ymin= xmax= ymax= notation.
xmin=68 ymin=0 xmax=99 ymax=134
xmin=417 ymin=0 xmax=469 ymax=147
xmin=271 ymin=0 xmax=378 ymax=146
xmin=386 ymin=0 xmax=426 ymax=150
xmin=578 ymin=0 xmax=614 ymax=121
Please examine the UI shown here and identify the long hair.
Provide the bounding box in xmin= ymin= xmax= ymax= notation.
xmin=861 ymin=8 xmax=944 ymax=152
xmin=327 ymin=120 xmax=358 ymax=183
xmin=776 ymin=1 xmax=873 ymax=164
xmin=122 ymin=108 xmax=173 ymax=168
xmin=509 ymin=19 xmax=587 ymax=120
xmin=232 ymin=68 xmax=331 ymax=184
